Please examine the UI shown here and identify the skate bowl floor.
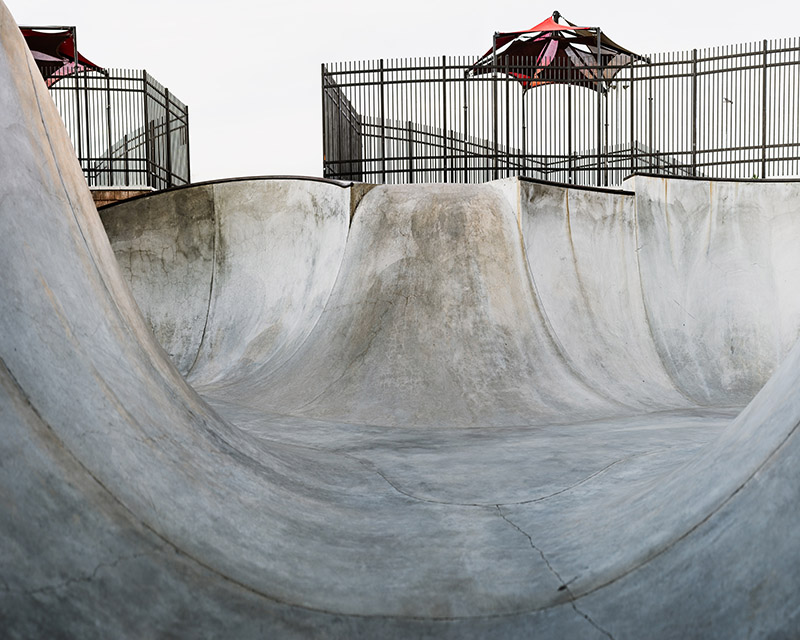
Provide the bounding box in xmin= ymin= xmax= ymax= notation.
xmin=3 ymin=3 xmax=800 ymax=637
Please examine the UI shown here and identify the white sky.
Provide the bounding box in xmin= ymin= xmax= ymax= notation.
xmin=9 ymin=0 xmax=800 ymax=182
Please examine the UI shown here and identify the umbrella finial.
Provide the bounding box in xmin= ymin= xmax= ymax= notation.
xmin=552 ymin=11 xmax=561 ymax=23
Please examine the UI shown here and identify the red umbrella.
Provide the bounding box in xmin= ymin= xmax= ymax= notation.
xmin=470 ymin=11 xmax=645 ymax=93
xmin=21 ymin=28 xmax=104 ymax=87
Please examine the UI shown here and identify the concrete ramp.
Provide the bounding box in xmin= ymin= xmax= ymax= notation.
xmin=103 ymin=176 xmax=800 ymax=427
xmin=4 ymin=2 xmax=800 ymax=637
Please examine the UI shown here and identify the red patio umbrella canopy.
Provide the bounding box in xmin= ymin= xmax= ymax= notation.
xmin=471 ymin=12 xmax=644 ymax=93
xmin=21 ymin=29 xmax=104 ymax=86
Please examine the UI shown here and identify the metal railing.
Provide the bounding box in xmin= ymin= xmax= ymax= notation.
xmin=322 ymin=38 xmax=800 ymax=185
xmin=43 ymin=65 xmax=190 ymax=190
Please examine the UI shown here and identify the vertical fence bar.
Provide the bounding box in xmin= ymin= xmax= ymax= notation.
xmin=567 ymin=84 xmax=572 ymax=183
xmin=407 ymin=120 xmax=413 ymax=183
xmin=105 ymin=73 xmax=113 ymax=186
xmin=70 ymin=28 xmax=84 ymax=180
xmin=123 ymin=134 xmax=130 ymax=185
xmin=82 ymin=69 xmax=91 ymax=184
xmin=165 ymin=88 xmax=173 ymax=188
xmin=74 ymin=75 xmax=83 ymax=175
xmin=604 ymin=83 xmax=609 ymax=185
xmin=380 ymin=59 xmax=386 ymax=184
xmin=336 ymin=74 xmax=343 ymax=180
xmin=345 ymin=61 xmax=352 ymax=181
xmin=596 ymin=28 xmax=603 ymax=186
xmin=648 ymin=59 xmax=654 ymax=173
xmin=523 ymin=66 xmax=528 ymax=174
xmin=492 ymin=33 xmax=499 ymax=180
xmin=320 ymin=64 xmax=327 ymax=178
xmin=692 ymin=48 xmax=698 ymax=176
xmin=629 ymin=59 xmax=635 ymax=175
xmin=184 ymin=105 xmax=191 ymax=184
xmin=442 ymin=55 xmax=448 ymax=182
xmin=463 ymin=69 xmax=468 ymax=183
xmin=504 ymin=62 xmax=510 ymax=178
xmin=762 ymin=39 xmax=768 ymax=178
xmin=142 ymin=70 xmax=151 ymax=188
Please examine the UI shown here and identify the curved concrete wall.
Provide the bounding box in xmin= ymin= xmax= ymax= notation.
xmin=101 ymin=179 xmax=352 ymax=382
xmin=518 ymin=181 xmax=691 ymax=413
xmin=633 ymin=176 xmax=800 ymax=404
xmin=518 ymin=176 xmax=800 ymax=410
xmin=105 ymin=175 xmax=800 ymax=427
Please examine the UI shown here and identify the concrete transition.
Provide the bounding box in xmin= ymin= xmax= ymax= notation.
xmin=3 ymin=3 xmax=800 ymax=637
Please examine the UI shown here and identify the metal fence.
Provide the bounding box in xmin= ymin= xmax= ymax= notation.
xmin=322 ymin=37 xmax=800 ymax=186
xmin=43 ymin=66 xmax=190 ymax=190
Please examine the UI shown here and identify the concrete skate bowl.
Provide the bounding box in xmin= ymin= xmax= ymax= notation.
xmin=3 ymin=2 xmax=800 ymax=636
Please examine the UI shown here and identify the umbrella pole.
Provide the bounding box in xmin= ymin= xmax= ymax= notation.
xmin=596 ymin=27 xmax=603 ymax=186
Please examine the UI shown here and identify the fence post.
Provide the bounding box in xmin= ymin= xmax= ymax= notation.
xmin=142 ymin=70 xmax=151 ymax=189
xmin=761 ymin=39 xmax=768 ymax=178
xmin=336 ymin=77 xmax=343 ymax=180
xmin=629 ymin=59 xmax=635 ymax=175
xmin=648 ymin=63 xmax=654 ymax=172
xmin=69 ymin=28 xmax=86 ymax=181
xmin=492 ymin=33 xmax=499 ymax=180
xmin=105 ymin=72 xmax=113 ymax=187
xmin=184 ymin=105 xmax=191 ymax=184
xmin=380 ymin=59 xmax=386 ymax=184
xmin=596 ymin=28 xmax=603 ymax=186
xmin=165 ymin=88 xmax=173 ymax=188
xmin=442 ymin=55 xmax=448 ymax=183
xmin=321 ymin=64 xmax=328 ymax=178
xmin=692 ymin=49 xmax=698 ymax=176
xmin=73 ymin=59 xmax=83 ymax=177
xmin=505 ymin=59 xmax=510 ymax=178
xmin=604 ymin=86 xmax=610 ymax=185
xmin=463 ymin=70 xmax=468 ymax=183
xmin=82 ymin=56 xmax=91 ymax=183
xmin=407 ymin=121 xmax=414 ymax=183
xmin=123 ymin=134 xmax=130 ymax=185
xmin=567 ymin=85 xmax=572 ymax=183
xmin=522 ymin=59 xmax=527 ymax=175
xmin=346 ymin=62 xmax=354 ymax=180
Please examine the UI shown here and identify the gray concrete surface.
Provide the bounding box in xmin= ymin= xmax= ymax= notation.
xmin=4 ymin=2 xmax=800 ymax=636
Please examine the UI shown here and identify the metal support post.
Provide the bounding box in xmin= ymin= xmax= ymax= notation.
xmin=380 ymin=59 xmax=386 ymax=184
xmin=492 ymin=32 xmax=499 ymax=179
xmin=165 ymin=88 xmax=172 ymax=188
xmin=692 ymin=49 xmax=698 ymax=176
xmin=321 ymin=64 xmax=328 ymax=178
xmin=442 ymin=55 xmax=448 ymax=182
xmin=142 ymin=70 xmax=151 ymax=188
xmin=596 ymin=28 xmax=603 ymax=186
xmin=761 ymin=39 xmax=768 ymax=178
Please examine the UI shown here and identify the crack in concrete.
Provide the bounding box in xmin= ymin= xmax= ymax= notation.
xmin=6 ymin=330 xmax=794 ymax=628
xmin=332 ymin=447 xmax=659 ymax=508
xmin=246 ymin=422 xmax=680 ymax=510
xmin=13 ymin=548 xmax=165 ymax=597
xmin=574 ymin=413 xmax=800 ymax=603
xmin=496 ymin=506 xmax=615 ymax=640
xmin=185 ymin=185 xmax=218 ymax=377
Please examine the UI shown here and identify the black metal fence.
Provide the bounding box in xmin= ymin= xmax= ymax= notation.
xmin=322 ymin=37 xmax=800 ymax=185
xmin=43 ymin=66 xmax=190 ymax=190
